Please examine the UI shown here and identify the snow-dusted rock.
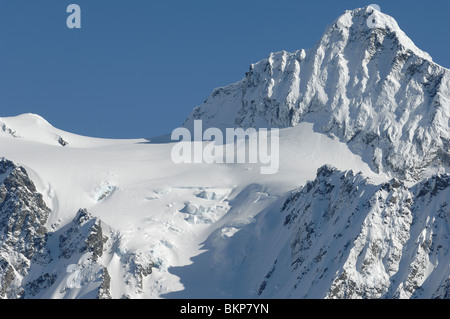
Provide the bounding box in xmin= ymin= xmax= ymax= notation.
xmin=0 ymin=158 xmax=51 ymax=298
xmin=185 ymin=7 xmax=450 ymax=181
xmin=255 ymin=166 xmax=449 ymax=299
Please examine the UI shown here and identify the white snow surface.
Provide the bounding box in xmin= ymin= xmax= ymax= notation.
xmin=0 ymin=112 xmax=386 ymax=298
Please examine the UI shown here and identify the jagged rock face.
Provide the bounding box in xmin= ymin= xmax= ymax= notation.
xmin=0 ymin=160 xmax=113 ymax=299
xmin=0 ymin=158 xmax=51 ymax=298
xmin=56 ymin=209 xmax=153 ymax=299
xmin=184 ymin=7 xmax=450 ymax=181
xmin=275 ymin=166 xmax=449 ymax=299
xmin=59 ymin=208 xmax=107 ymax=261
xmin=97 ymin=267 xmax=112 ymax=299
xmin=0 ymin=159 xmax=156 ymax=299
xmin=55 ymin=208 xmax=112 ymax=298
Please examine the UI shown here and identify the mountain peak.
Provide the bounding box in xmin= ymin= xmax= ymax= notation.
xmin=319 ymin=6 xmax=432 ymax=62
xmin=184 ymin=7 xmax=449 ymax=181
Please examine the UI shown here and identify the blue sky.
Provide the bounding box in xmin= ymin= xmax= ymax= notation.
xmin=0 ymin=0 xmax=449 ymax=138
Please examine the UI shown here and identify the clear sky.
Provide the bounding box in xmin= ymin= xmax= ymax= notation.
xmin=0 ymin=0 xmax=449 ymax=138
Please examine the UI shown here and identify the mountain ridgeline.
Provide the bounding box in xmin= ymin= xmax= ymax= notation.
xmin=185 ymin=6 xmax=450 ymax=181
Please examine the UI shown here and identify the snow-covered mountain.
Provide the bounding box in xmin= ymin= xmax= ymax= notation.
xmin=170 ymin=165 xmax=448 ymax=299
xmin=184 ymin=6 xmax=450 ymax=182
xmin=0 ymin=6 xmax=449 ymax=299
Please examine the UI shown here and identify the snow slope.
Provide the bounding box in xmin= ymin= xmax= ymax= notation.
xmin=0 ymin=112 xmax=386 ymax=298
